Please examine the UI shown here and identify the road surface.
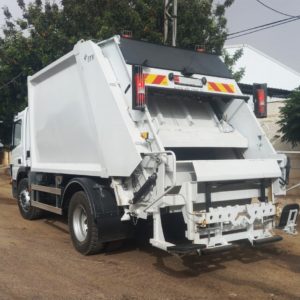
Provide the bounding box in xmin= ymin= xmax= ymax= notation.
xmin=0 ymin=171 xmax=299 ymax=299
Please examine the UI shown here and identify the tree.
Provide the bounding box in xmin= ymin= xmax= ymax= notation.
xmin=222 ymin=48 xmax=245 ymax=82
xmin=0 ymin=0 xmax=239 ymax=145
xmin=0 ymin=0 xmax=69 ymax=144
xmin=277 ymin=87 xmax=300 ymax=147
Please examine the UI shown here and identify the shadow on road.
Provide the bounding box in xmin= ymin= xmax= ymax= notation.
xmin=150 ymin=245 xmax=267 ymax=278
xmin=41 ymin=212 xmax=300 ymax=278
xmin=103 ymin=236 xmax=279 ymax=278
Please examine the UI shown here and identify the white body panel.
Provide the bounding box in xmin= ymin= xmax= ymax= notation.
xmin=28 ymin=40 xmax=143 ymax=177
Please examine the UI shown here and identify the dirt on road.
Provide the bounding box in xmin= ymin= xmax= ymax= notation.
xmin=0 ymin=170 xmax=300 ymax=300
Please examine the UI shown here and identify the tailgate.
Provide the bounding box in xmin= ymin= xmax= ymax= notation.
xmin=193 ymin=159 xmax=281 ymax=182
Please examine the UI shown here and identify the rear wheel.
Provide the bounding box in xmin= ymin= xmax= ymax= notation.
xmin=17 ymin=178 xmax=43 ymax=220
xmin=68 ymin=191 xmax=104 ymax=255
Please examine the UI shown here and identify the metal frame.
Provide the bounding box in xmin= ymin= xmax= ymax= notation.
xmin=164 ymin=0 xmax=177 ymax=46
xmin=283 ymin=209 xmax=298 ymax=235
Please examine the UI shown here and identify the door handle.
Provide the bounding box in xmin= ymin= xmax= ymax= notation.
xmin=18 ymin=158 xmax=22 ymax=164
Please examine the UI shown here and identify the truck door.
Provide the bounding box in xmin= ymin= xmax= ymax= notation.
xmin=11 ymin=116 xmax=25 ymax=181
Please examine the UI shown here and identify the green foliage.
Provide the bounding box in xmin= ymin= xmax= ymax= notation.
xmin=277 ymin=87 xmax=300 ymax=147
xmin=222 ymin=48 xmax=245 ymax=82
xmin=176 ymin=0 xmax=226 ymax=52
xmin=0 ymin=2 xmax=70 ymax=144
xmin=0 ymin=0 xmax=239 ymax=145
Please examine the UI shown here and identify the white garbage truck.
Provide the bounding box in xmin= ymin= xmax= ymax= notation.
xmin=10 ymin=35 xmax=292 ymax=255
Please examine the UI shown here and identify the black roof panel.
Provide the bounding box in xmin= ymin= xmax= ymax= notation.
xmin=119 ymin=38 xmax=233 ymax=79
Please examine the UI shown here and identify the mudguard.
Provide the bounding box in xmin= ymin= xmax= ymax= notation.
xmin=12 ymin=166 xmax=30 ymax=199
xmin=63 ymin=177 xmax=133 ymax=242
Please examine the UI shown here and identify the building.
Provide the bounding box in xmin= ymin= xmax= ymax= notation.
xmin=225 ymin=44 xmax=300 ymax=91
xmin=225 ymin=44 xmax=300 ymax=195
xmin=224 ymin=44 xmax=300 ymax=150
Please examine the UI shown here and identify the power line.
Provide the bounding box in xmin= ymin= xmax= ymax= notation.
xmin=255 ymin=0 xmax=295 ymax=17
xmin=228 ymin=18 xmax=299 ymax=40
xmin=228 ymin=15 xmax=299 ymax=36
xmin=0 ymin=72 xmax=24 ymax=91
xmin=227 ymin=17 xmax=300 ymax=40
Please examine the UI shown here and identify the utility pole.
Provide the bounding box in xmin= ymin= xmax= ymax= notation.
xmin=164 ymin=0 xmax=177 ymax=46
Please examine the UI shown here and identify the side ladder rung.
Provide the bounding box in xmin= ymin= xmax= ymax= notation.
xmin=31 ymin=200 xmax=63 ymax=215
xmin=167 ymin=243 xmax=206 ymax=254
xmin=202 ymin=244 xmax=237 ymax=254
xmin=31 ymin=184 xmax=61 ymax=196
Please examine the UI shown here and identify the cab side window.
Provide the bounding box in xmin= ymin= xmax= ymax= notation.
xmin=13 ymin=120 xmax=22 ymax=148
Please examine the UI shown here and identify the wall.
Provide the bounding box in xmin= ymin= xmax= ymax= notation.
xmin=0 ymin=150 xmax=10 ymax=166
xmin=259 ymin=99 xmax=300 ymax=197
xmin=0 ymin=151 xmax=10 ymax=176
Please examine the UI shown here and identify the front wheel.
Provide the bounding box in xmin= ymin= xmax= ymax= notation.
xmin=68 ymin=191 xmax=104 ymax=255
xmin=17 ymin=178 xmax=43 ymax=220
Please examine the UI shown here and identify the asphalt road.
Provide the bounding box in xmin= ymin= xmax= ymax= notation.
xmin=0 ymin=171 xmax=300 ymax=300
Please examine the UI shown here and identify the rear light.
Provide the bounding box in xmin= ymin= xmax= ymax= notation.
xmin=135 ymin=73 xmax=145 ymax=106
xmin=257 ymin=89 xmax=265 ymax=114
xmin=173 ymin=75 xmax=180 ymax=84
xmin=253 ymin=84 xmax=267 ymax=118
xmin=132 ymin=65 xmax=146 ymax=110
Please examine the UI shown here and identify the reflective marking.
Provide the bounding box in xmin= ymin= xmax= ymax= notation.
xmin=208 ymin=82 xmax=235 ymax=93
xmin=144 ymin=74 xmax=168 ymax=86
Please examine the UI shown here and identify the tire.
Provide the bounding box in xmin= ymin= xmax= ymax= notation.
xmin=17 ymin=178 xmax=43 ymax=220
xmin=68 ymin=191 xmax=104 ymax=255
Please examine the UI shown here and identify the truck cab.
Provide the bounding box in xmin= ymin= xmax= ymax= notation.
xmin=11 ymin=108 xmax=30 ymax=198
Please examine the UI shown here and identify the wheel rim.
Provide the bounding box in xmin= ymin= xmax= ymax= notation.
xmin=73 ymin=205 xmax=88 ymax=242
xmin=19 ymin=189 xmax=30 ymax=212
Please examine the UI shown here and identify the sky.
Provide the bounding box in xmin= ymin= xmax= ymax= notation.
xmin=0 ymin=0 xmax=300 ymax=72
xmin=224 ymin=0 xmax=300 ymax=73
